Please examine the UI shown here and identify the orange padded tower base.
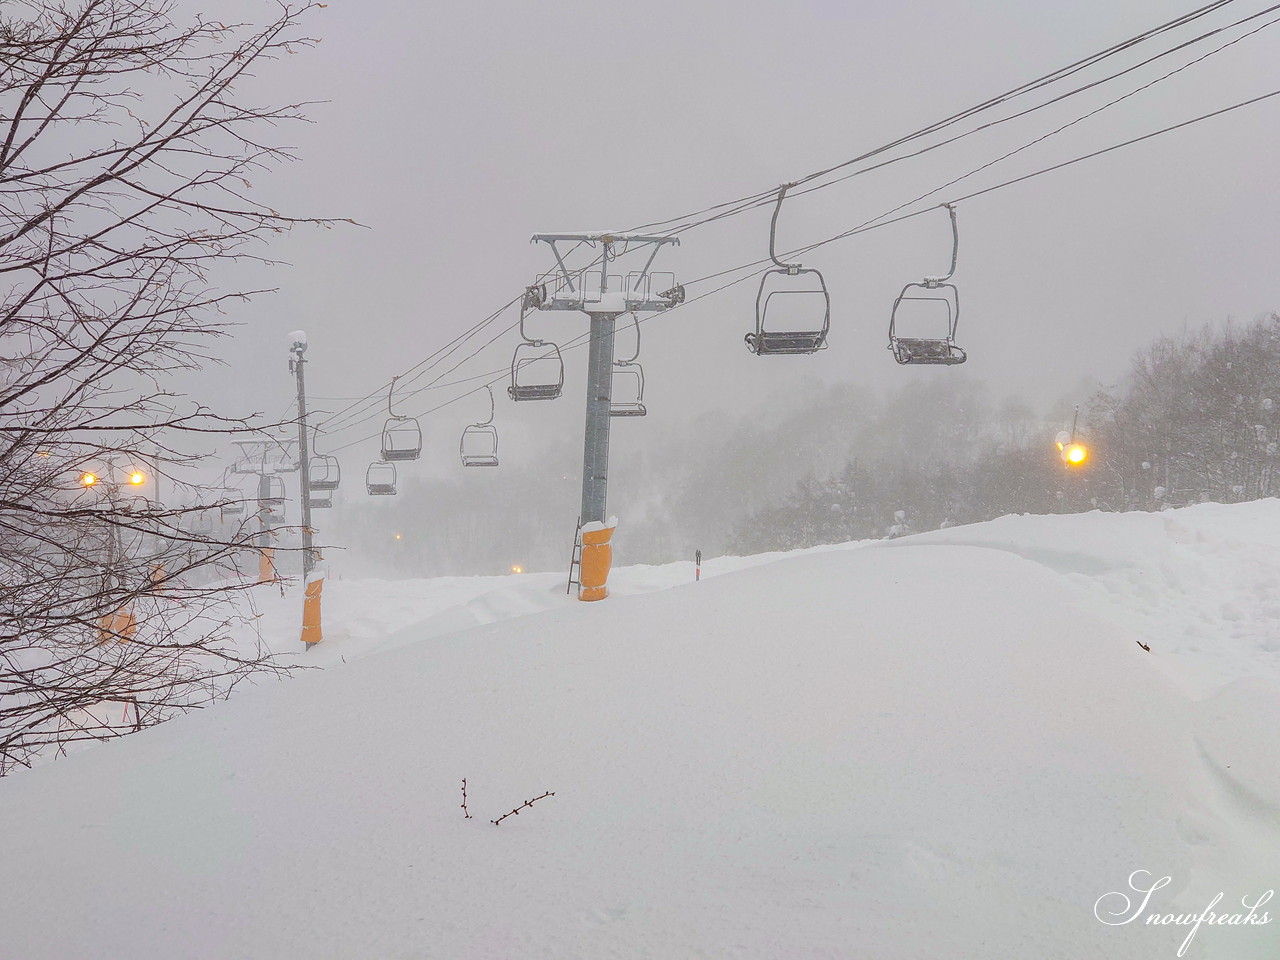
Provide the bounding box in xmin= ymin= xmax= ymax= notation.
xmin=578 ymin=521 xmax=616 ymax=602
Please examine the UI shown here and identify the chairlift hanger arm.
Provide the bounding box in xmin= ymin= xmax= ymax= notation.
xmin=768 ymin=183 xmax=806 ymax=272
xmin=477 ymin=385 xmax=495 ymax=426
xmin=924 ymin=203 xmax=959 ymax=286
xmin=617 ymin=312 xmax=641 ymax=365
xmin=387 ymin=375 xmax=409 ymax=421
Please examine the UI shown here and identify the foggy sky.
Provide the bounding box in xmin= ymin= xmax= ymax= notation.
xmin=188 ymin=0 xmax=1280 ymax=479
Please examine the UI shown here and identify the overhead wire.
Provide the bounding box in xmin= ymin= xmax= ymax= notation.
xmin=317 ymin=1 xmax=1276 ymax=453
xmin=317 ymin=0 xmax=1251 ymax=444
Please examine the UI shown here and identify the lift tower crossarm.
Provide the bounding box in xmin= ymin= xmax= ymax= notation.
xmin=531 ymin=233 xmax=682 ymax=315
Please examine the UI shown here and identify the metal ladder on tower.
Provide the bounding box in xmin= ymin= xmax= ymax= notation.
xmin=565 ymin=518 xmax=583 ymax=595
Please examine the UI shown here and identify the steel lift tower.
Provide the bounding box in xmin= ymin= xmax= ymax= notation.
xmin=527 ymin=232 xmax=681 ymax=598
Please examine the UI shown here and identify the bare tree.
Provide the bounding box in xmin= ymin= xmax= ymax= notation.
xmin=0 ymin=0 xmax=335 ymax=773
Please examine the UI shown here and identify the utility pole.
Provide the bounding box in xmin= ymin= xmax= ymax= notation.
xmin=288 ymin=331 xmax=315 ymax=577
xmin=528 ymin=233 xmax=681 ymax=597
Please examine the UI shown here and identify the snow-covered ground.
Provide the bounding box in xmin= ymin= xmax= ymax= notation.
xmin=2 ymin=502 xmax=1278 ymax=959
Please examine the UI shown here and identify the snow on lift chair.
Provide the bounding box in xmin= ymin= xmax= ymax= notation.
xmin=460 ymin=385 xmax=500 ymax=467
xmin=380 ymin=376 xmax=423 ymax=461
xmin=610 ymin=312 xmax=647 ymax=417
xmin=745 ymin=183 xmax=831 ymax=356
xmin=888 ymin=203 xmax=967 ymax=366
xmin=508 ymin=288 xmax=565 ymax=401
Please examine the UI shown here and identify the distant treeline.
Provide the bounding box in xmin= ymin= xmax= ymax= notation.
xmin=728 ymin=312 xmax=1280 ymax=554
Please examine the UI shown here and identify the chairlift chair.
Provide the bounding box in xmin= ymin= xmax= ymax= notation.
xmin=258 ymin=475 xmax=287 ymax=522
xmin=610 ymin=314 xmax=647 ymax=417
xmin=381 ymin=376 xmax=423 ymax=461
xmin=191 ymin=510 xmax=214 ymax=536
xmin=746 ymin=184 xmax=831 ymax=356
xmin=219 ymin=487 xmax=246 ymax=520
xmin=366 ymin=460 xmax=397 ymax=496
xmin=308 ymin=424 xmax=341 ymax=490
xmin=508 ymin=296 xmax=565 ymax=401
xmin=308 ymin=454 xmax=341 ymax=491
xmin=460 ymin=386 xmax=499 ymax=467
xmin=308 ymin=492 xmax=334 ymax=509
xmin=887 ymin=204 xmax=967 ymax=366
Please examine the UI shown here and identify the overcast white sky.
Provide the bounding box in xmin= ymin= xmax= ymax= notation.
xmin=195 ymin=0 xmax=1280 ymax=472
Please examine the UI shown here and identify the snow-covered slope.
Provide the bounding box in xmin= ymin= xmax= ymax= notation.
xmin=2 ymin=503 xmax=1278 ymax=959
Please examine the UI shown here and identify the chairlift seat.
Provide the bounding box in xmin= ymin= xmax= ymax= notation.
xmin=462 ymin=453 xmax=499 ymax=467
xmin=746 ymin=330 xmax=828 ymax=355
xmin=308 ymin=494 xmax=333 ymax=509
xmin=890 ymin=337 xmax=967 ymax=365
xmin=367 ymin=483 xmax=396 ymax=496
xmin=508 ymin=382 xmax=562 ymax=402
xmin=609 ymin=402 xmax=647 ymax=417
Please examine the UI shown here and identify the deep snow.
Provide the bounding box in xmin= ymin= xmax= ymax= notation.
xmin=2 ymin=502 xmax=1278 ymax=959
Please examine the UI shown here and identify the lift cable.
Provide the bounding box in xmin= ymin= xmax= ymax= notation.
xmin=314 ymin=0 xmax=1254 ymax=436
xmin=323 ymin=80 xmax=1280 ymax=454
xmin=317 ymin=7 xmax=1275 ymax=448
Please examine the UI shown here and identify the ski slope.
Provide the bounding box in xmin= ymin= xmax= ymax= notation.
xmin=2 ymin=502 xmax=1278 ymax=959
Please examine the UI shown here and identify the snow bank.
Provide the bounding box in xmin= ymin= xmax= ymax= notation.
xmin=1 ymin=503 xmax=1278 ymax=959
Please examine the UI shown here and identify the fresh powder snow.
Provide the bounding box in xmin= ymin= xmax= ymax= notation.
xmin=1 ymin=501 xmax=1277 ymax=959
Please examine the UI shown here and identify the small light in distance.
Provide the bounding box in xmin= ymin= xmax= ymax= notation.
xmin=129 ymin=471 xmax=146 ymax=485
xmin=1064 ymin=443 xmax=1088 ymax=465
xmin=511 ymin=564 xmax=523 ymax=574
xmin=79 ymin=472 xmax=98 ymax=486
xmin=394 ymin=533 xmax=402 ymax=540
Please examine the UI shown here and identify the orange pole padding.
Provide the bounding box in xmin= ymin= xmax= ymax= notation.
xmin=97 ymin=606 xmax=137 ymax=644
xmin=300 ymin=576 xmax=324 ymax=645
xmin=258 ymin=546 xmax=276 ymax=584
xmin=578 ymin=521 xmax=616 ymax=602
xmin=149 ymin=562 xmax=166 ymax=590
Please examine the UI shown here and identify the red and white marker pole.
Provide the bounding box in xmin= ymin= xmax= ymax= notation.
xmin=695 ymin=549 xmax=702 ymax=582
